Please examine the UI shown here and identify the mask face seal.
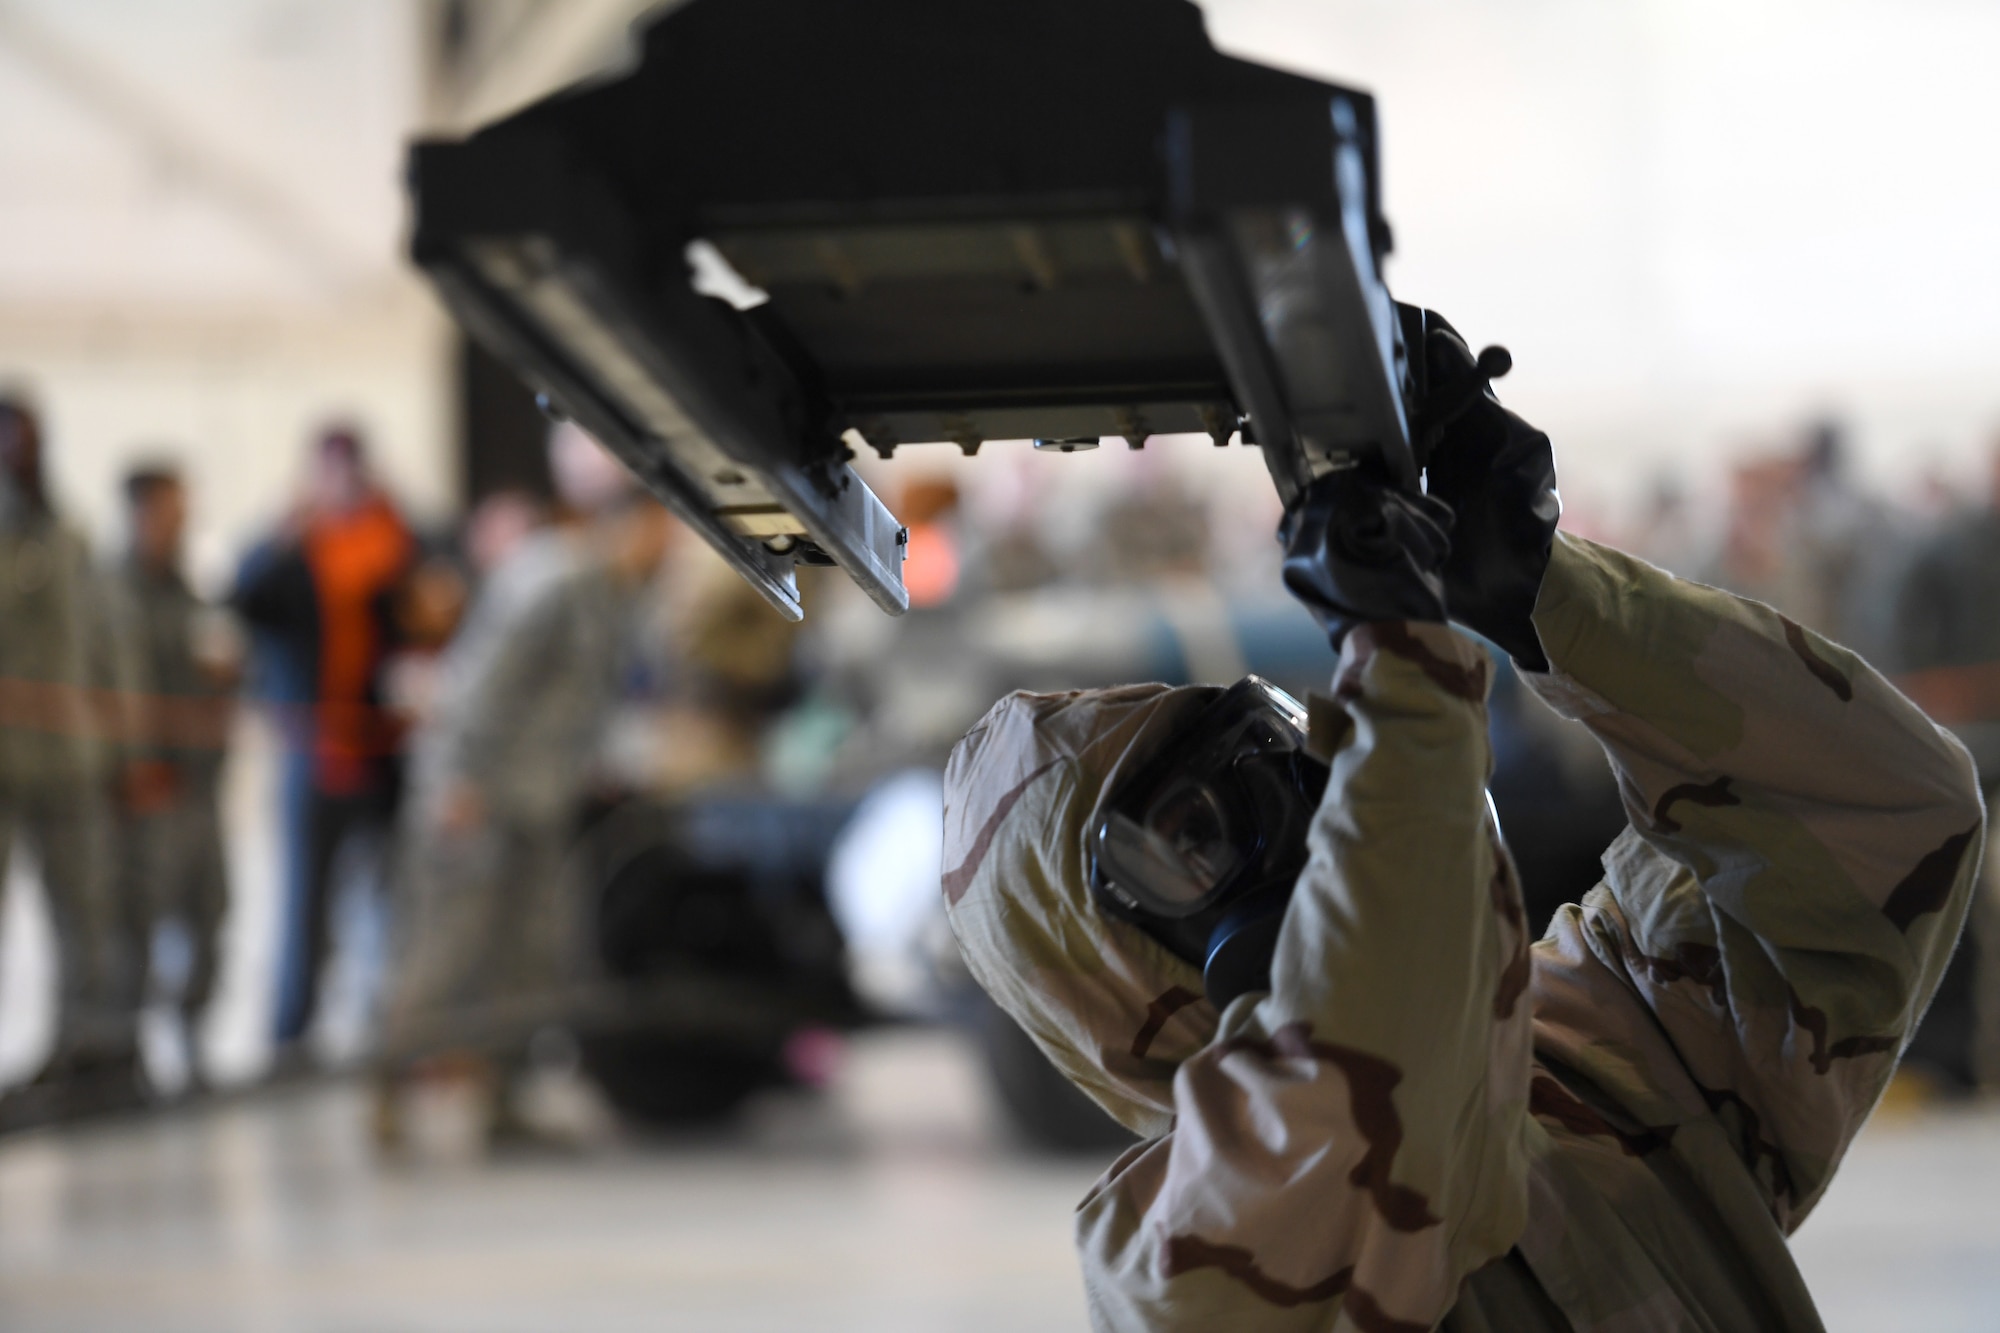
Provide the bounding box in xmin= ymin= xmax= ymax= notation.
xmin=1088 ymin=676 xmax=1329 ymax=1009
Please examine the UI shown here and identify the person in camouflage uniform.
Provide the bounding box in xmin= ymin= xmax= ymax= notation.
xmin=942 ymin=322 xmax=1982 ymax=1331
xmin=106 ymin=464 xmax=236 ymax=1088
xmin=0 ymin=397 xmax=143 ymax=1111
xmin=376 ymin=477 xmax=672 ymax=1144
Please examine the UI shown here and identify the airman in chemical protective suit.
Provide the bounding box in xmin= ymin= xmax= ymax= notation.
xmin=942 ymin=322 xmax=1984 ymax=1332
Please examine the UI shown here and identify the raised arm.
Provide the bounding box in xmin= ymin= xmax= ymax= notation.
xmin=1077 ymin=474 xmax=1535 ymax=1332
xmin=1524 ymin=534 xmax=1983 ymax=1227
xmin=1412 ymin=310 xmax=1983 ymax=1230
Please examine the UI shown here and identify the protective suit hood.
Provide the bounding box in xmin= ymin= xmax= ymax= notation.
xmin=942 ymin=684 xmax=1223 ymax=1137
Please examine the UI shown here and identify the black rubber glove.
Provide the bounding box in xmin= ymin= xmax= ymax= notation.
xmin=1280 ymin=464 xmax=1453 ymax=651
xmin=1416 ymin=312 xmax=1561 ymax=672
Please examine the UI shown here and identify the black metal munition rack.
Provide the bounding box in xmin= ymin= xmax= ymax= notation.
xmin=409 ymin=0 xmax=1418 ymax=621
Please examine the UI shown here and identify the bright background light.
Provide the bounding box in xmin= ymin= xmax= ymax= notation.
xmin=1204 ymin=0 xmax=2000 ymax=514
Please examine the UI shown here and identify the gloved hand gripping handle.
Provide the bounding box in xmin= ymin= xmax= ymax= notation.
xmin=1414 ymin=312 xmax=1561 ymax=672
xmin=1279 ymin=465 xmax=1454 ymax=650
xmin=1414 ymin=344 xmax=1513 ymax=456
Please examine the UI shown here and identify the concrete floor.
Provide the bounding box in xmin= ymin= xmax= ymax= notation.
xmin=0 ymin=1030 xmax=1994 ymax=1333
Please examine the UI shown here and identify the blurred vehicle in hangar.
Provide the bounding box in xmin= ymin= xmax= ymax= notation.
xmin=568 ymin=580 xmax=1622 ymax=1149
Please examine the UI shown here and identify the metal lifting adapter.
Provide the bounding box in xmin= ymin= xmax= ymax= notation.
xmin=410 ymin=0 xmax=1489 ymax=620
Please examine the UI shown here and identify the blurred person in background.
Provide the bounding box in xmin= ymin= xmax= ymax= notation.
xmin=1708 ymin=421 xmax=1901 ymax=659
xmin=1093 ymin=468 xmax=1212 ymax=585
xmin=0 ymin=396 xmax=143 ymax=1118
xmin=792 ymin=475 xmax=963 ymax=783
xmin=1891 ymin=435 xmax=2000 ymax=1092
xmin=1625 ymin=473 xmax=1705 ymax=580
xmin=898 ymin=476 xmax=964 ymax=609
xmin=228 ymin=508 xmax=316 ymax=1069
xmin=106 ymin=463 xmax=239 ymax=1093
xmin=1892 ymin=438 xmax=2000 ymax=775
xmin=375 ymin=496 xmax=528 ymax=743
xmin=1708 ymin=450 xmax=1795 ymax=604
xmin=652 ymin=534 xmax=805 ymax=796
xmin=972 ymin=460 xmax=1062 ymax=596
xmin=232 ymin=424 xmax=413 ymax=1071
xmin=374 ymin=425 xmax=672 ymax=1148
xmin=376 ymin=539 xmax=472 ymax=734
xmin=463 ymin=487 xmax=547 ymax=581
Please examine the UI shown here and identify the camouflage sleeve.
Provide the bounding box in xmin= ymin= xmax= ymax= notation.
xmin=1521 ymin=533 xmax=1983 ymax=1229
xmin=85 ymin=552 xmax=145 ymax=765
xmin=93 ymin=571 xmax=153 ymax=763
xmin=433 ymin=580 xmax=572 ymax=788
xmin=1077 ymin=621 xmax=1535 ymax=1332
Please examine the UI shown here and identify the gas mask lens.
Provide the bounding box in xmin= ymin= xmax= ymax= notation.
xmin=1089 ymin=676 xmax=1326 ymax=954
xmin=1101 ymin=783 xmax=1245 ymax=911
xmin=1152 ymin=784 xmax=1237 ymax=887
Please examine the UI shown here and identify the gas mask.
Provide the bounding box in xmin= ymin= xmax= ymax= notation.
xmin=1088 ymin=676 xmax=1329 ymax=1009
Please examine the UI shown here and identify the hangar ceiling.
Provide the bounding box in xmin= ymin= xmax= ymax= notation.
xmin=0 ymin=0 xmax=662 ymax=319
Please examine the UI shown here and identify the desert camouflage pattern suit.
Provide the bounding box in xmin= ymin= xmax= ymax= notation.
xmin=943 ymin=533 xmax=1982 ymax=1332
